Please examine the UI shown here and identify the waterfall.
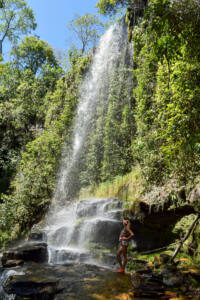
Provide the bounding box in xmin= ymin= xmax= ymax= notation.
xmin=44 ymin=19 xmax=133 ymax=266
xmin=52 ymin=18 xmax=132 ymax=204
xmin=0 ymin=270 xmax=24 ymax=300
xmin=46 ymin=198 xmax=123 ymax=266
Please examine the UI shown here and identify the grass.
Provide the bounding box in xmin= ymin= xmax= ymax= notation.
xmin=79 ymin=166 xmax=145 ymax=209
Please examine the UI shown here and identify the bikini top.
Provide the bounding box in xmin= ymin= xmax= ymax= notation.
xmin=119 ymin=228 xmax=129 ymax=240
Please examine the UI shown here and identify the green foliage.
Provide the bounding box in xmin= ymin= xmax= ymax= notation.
xmin=0 ymin=0 xmax=36 ymax=55
xmin=0 ymin=48 xmax=90 ymax=246
xmin=101 ymin=66 xmax=135 ymax=180
xmin=132 ymin=0 xmax=200 ymax=184
xmin=0 ymin=39 xmax=62 ymax=196
xmin=0 ymin=1 xmax=4 ymax=8
xmin=11 ymin=36 xmax=59 ymax=75
xmin=79 ymin=166 xmax=145 ymax=208
xmin=96 ymin=0 xmax=130 ymax=15
xmin=78 ymin=60 xmax=135 ymax=188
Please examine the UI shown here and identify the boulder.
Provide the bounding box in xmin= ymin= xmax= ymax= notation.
xmin=76 ymin=198 xmax=122 ymax=218
xmin=188 ymin=187 xmax=200 ymax=211
xmin=4 ymin=276 xmax=59 ymax=300
xmin=3 ymin=259 xmax=24 ymax=268
xmin=88 ymin=219 xmax=122 ymax=248
xmin=48 ymin=226 xmax=69 ymax=247
xmin=129 ymin=204 xmax=195 ymax=251
xmin=28 ymin=232 xmax=47 ymax=242
xmin=2 ymin=243 xmax=48 ymax=266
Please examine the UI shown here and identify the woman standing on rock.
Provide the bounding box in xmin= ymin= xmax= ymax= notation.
xmin=117 ymin=219 xmax=134 ymax=274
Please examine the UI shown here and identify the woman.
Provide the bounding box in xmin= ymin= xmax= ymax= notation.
xmin=117 ymin=219 xmax=134 ymax=274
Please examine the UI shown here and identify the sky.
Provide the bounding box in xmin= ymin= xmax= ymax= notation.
xmin=26 ymin=0 xmax=103 ymax=50
xmin=4 ymin=0 xmax=107 ymax=60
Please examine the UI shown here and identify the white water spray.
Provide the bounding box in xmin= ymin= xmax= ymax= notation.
xmin=0 ymin=270 xmax=24 ymax=300
xmin=52 ymin=19 xmax=130 ymax=204
xmin=44 ymin=20 xmax=133 ymax=266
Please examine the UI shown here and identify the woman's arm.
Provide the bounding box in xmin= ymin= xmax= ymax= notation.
xmin=124 ymin=221 xmax=134 ymax=240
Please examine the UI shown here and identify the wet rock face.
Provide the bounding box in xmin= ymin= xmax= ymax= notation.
xmin=46 ymin=198 xmax=124 ymax=266
xmin=89 ymin=219 xmax=122 ymax=248
xmin=3 ymin=262 xmax=134 ymax=300
xmin=128 ymin=185 xmax=196 ymax=251
xmin=188 ymin=187 xmax=200 ymax=210
xmin=49 ymin=226 xmax=69 ymax=246
xmin=3 ymin=259 xmax=24 ymax=268
xmin=4 ymin=276 xmax=59 ymax=300
xmin=73 ymin=218 xmax=122 ymax=249
xmin=1 ymin=243 xmax=48 ymax=267
xmin=76 ymin=198 xmax=123 ymax=218
xmin=28 ymin=232 xmax=47 ymax=242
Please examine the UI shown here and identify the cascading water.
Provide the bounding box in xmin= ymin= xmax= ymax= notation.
xmin=0 ymin=270 xmax=24 ymax=300
xmin=46 ymin=198 xmax=123 ymax=265
xmin=52 ymin=18 xmax=132 ymax=204
xmin=44 ymin=19 xmax=133 ymax=266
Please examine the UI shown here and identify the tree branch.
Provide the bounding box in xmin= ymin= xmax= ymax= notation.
xmin=171 ymin=213 xmax=200 ymax=262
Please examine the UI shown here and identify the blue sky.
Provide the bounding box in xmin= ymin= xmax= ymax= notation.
xmin=4 ymin=0 xmax=106 ymax=59
xmin=26 ymin=0 xmax=103 ymax=50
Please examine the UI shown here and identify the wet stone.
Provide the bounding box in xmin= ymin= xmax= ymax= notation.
xmin=163 ymin=275 xmax=183 ymax=287
xmin=4 ymin=276 xmax=59 ymax=299
xmin=28 ymin=232 xmax=47 ymax=242
xmin=49 ymin=226 xmax=69 ymax=246
xmin=2 ymin=262 xmax=134 ymax=300
xmin=160 ymin=254 xmax=171 ymax=264
xmin=89 ymin=219 xmax=122 ymax=248
xmin=1 ymin=242 xmax=48 ymax=266
xmin=3 ymin=260 xmax=24 ymax=268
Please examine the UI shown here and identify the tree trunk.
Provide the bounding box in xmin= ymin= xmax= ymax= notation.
xmin=0 ymin=40 xmax=2 ymax=55
xmin=171 ymin=214 xmax=200 ymax=262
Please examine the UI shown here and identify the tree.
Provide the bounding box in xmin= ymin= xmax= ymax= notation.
xmin=11 ymin=36 xmax=59 ymax=75
xmin=96 ymin=0 xmax=148 ymax=16
xmin=96 ymin=0 xmax=130 ymax=15
xmin=0 ymin=0 xmax=36 ymax=56
xmin=0 ymin=1 xmax=4 ymax=8
xmin=67 ymin=13 xmax=104 ymax=54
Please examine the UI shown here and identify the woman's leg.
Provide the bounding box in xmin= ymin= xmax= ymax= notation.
xmin=122 ymin=247 xmax=128 ymax=270
xmin=117 ymin=244 xmax=123 ymax=269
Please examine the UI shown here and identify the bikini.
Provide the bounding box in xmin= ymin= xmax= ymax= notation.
xmin=119 ymin=228 xmax=129 ymax=247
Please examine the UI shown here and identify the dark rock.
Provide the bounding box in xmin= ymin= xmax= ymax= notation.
xmin=131 ymin=271 xmax=165 ymax=297
xmin=129 ymin=259 xmax=148 ymax=264
xmin=188 ymin=187 xmax=200 ymax=211
xmin=129 ymin=204 xmax=195 ymax=251
xmin=89 ymin=219 xmax=122 ymax=248
xmin=160 ymin=254 xmax=171 ymax=264
xmin=161 ymin=265 xmax=183 ymax=287
xmin=3 ymin=259 xmax=24 ymax=268
xmin=28 ymin=232 xmax=47 ymax=242
xmin=163 ymin=275 xmax=183 ymax=287
xmin=2 ymin=243 xmax=48 ymax=266
xmin=49 ymin=248 xmax=90 ymax=264
xmin=72 ymin=218 xmax=122 ymax=249
xmin=49 ymin=226 xmax=69 ymax=246
xmin=127 ymin=183 xmax=197 ymax=252
xmin=105 ymin=209 xmax=122 ymax=220
xmin=76 ymin=198 xmax=122 ymax=218
xmin=2 ymin=262 xmax=134 ymax=300
xmin=4 ymin=277 xmax=59 ymax=299
xmin=76 ymin=199 xmax=107 ymax=218
xmin=135 ymin=268 xmax=153 ymax=275
xmin=99 ymin=253 xmax=117 ymax=267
